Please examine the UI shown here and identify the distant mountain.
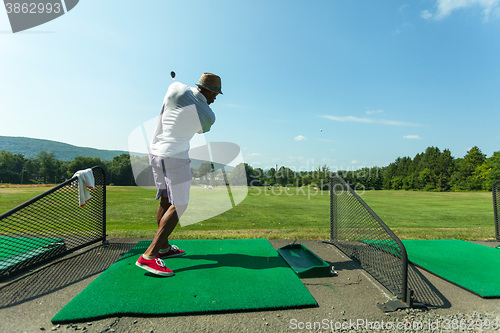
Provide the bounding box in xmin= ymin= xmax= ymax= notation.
xmin=0 ymin=136 xmax=130 ymax=161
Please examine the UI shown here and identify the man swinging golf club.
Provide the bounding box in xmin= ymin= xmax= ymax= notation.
xmin=136 ymin=72 xmax=222 ymax=276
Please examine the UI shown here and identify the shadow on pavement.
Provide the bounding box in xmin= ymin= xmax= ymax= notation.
xmin=408 ymin=263 xmax=451 ymax=309
xmin=324 ymin=251 xmax=451 ymax=309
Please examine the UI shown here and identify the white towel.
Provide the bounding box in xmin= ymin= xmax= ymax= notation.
xmin=73 ymin=168 xmax=95 ymax=207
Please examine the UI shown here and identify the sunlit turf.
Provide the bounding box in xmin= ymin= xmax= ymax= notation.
xmin=0 ymin=186 xmax=496 ymax=240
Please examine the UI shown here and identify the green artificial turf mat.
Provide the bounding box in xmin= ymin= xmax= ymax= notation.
xmin=52 ymin=239 xmax=317 ymax=323
xmin=360 ymin=239 xmax=401 ymax=257
xmin=0 ymin=237 xmax=65 ymax=271
xmin=402 ymin=239 xmax=500 ymax=298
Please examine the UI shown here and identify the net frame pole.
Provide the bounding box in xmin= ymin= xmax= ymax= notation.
xmin=330 ymin=176 xmax=336 ymax=242
xmin=328 ymin=173 xmax=411 ymax=309
xmin=101 ymin=168 xmax=107 ymax=242
xmin=493 ymin=180 xmax=500 ymax=241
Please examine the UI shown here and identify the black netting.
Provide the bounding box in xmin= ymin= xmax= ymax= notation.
xmin=493 ymin=180 xmax=500 ymax=241
xmin=0 ymin=167 xmax=106 ymax=281
xmin=329 ymin=174 xmax=409 ymax=301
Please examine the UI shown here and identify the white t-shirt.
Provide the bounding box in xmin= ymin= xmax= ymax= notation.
xmin=150 ymin=82 xmax=216 ymax=159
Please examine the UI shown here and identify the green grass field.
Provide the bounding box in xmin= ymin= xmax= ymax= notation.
xmin=0 ymin=186 xmax=496 ymax=240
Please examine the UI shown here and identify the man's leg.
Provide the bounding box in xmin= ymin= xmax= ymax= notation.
xmin=143 ymin=196 xmax=179 ymax=257
xmin=157 ymin=197 xmax=178 ymax=250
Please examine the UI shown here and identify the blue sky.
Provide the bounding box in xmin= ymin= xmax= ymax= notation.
xmin=1 ymin=0 xmax=500 ymax=171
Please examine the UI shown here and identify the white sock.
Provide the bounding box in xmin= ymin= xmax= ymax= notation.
xmin=142 ymin=254 xmax=155 ymax=260
xmin=159 ymin=246 xmax=171 ymax=254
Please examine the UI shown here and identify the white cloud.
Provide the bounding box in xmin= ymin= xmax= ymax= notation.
xmin=403 ymin=135 xmax=423 ymax=140
xmin=320 ymin=115 xmax=420 ymax=127
xmin=421 ymin=9 xmax=433 ymax=19
xmin=351 ymin=160 xmax=360 ymax=164
xmin=322 ymin=115 xmax=372 ymax=123
xmin=246 ymin=152 xmax=262 ymax=157
xmin=378 ymin=119 xmax=420 ymax=126
xmin=366 ymin=109 xmax=384 ymax=115
xmin=423 ymin=0 xmax=500 ymax=20
xmin=294 ymin=135 xmax=306 ymax=141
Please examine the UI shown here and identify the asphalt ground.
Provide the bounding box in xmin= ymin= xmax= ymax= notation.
xmin=0 ymin=238 xmax=499 ymax=333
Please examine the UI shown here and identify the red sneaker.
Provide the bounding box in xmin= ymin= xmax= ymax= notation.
xmin=157 ymin=245 xmax=185 ymax=259
xmin=135 ymin=256 xmax=174 ymax=276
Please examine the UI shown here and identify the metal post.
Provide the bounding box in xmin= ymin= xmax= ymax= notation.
xmin=493 ymin=181 xmax=500 ymax=241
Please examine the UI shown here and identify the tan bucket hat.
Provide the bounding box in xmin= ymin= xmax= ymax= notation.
xmin=196 ymin=73 xmax=223 ymax=95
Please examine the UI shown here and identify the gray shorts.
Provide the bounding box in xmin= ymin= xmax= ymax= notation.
xmin=149 ymin=154 xmax=192 ymax=206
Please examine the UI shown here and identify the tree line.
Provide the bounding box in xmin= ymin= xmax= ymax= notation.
xmin=1 ymin=146 xmax=499 ymax=191
xmin=381 ymin=146 xmax=500 ymax=191
xmin=0 ymin=151 xmax=135 ymax=186
xmin=243 ymin=146 xmax=500 ymax=192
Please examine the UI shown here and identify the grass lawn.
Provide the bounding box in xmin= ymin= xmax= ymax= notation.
xmin=360 ymin=190 xmax=495 ymax=240
xmin=0 ymin=185 xmax=496 ymax=240
xmin=104 ymin=186 xmax=332 ymax=239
